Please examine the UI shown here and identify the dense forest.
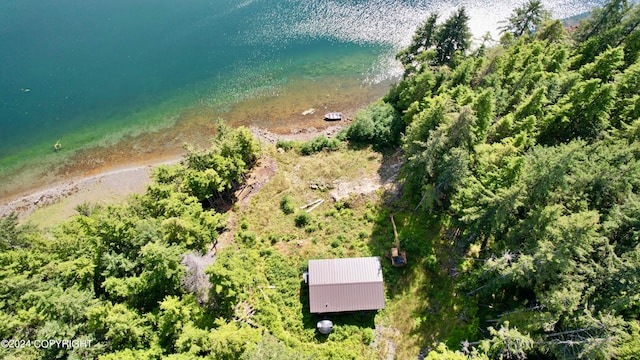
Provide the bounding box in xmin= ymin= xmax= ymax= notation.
xmin=1 ymin=0 xmax=640 ymax=358
xmin=355 ymin=0 xmax=640 ymax=357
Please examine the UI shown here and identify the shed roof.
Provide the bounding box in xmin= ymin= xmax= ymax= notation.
xmin=308 ymin=257 xmax=385 ymax=313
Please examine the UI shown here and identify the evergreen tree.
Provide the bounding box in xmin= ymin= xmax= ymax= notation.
xmin=397 ymin=13 xmax=439 ymax=73
xmin=572 ymin=0 xmax=640 ymax=67
xmin=573 ymin=0 xmax=629 ymax=43
xmin=434 ymin=7 xmax=472 ymax=67
xmin=500 ymin=0 xmax=550 ymax=38
xmin=396 ymin=8 xmax=472 ymax=70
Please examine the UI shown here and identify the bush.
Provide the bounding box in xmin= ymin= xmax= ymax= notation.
xmin=424 ymin=254 xmax=438 ymax=272
xmin=280 ymin=194 xmax=295 ymax=215
xmin=362 ymin=328 xmax=375 ymax=345
xmin=345 ymin=101 xmax=404 ymax=148
xmin=299 ymin=136 xmax=341 ymax=155
xmin=268 ymin=233 xmax=279 ymax=244
xmin=75 ymin=202 xmax=101 ymax=216
xmin=363 ymin=209 xmax=376 ymax=222
xmin=276 ymin=139 xmax=296 ymax=151
xmin=331 ymin=235 xmax=346 ymax=248
xmin=294 ymin=212 xmax=311 ymax=227
xmin=335 ymin=200 xmax=350 ymax=210
xmin=236 ymin=230 xmax=257 ymax=247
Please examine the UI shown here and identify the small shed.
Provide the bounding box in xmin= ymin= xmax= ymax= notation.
xmin=307 ymin=257 xmax=385 ymax=313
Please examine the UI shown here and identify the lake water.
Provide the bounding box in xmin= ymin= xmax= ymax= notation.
xmin=0 ymin=0 xmax=601 ymax=197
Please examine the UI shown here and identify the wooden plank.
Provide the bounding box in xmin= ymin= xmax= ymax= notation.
xmin=306 ymin=199 xmax=324 ymax=213
xmin=300 ymin=198 xmax=322 ymax=209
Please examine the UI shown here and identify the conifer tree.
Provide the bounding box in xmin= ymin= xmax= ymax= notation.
xmin=434 ymin=7 xmax=472 ymax=67
xmin=500 ymin=0 xmax=550 ymax=38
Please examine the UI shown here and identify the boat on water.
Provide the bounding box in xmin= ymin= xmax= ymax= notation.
xmin=324 ymin=112 xmax=342 ymax=121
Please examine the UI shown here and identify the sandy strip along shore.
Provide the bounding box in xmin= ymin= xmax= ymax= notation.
xmin=0 ymin=159 xmax=180 ymax=224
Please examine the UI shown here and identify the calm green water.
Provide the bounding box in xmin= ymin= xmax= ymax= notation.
xmin=0 ymin=0 xmax=599 ymax=170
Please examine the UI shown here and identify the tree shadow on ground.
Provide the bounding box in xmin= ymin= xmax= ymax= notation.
xmin=364 ymin=150 xmax=476 ymax=356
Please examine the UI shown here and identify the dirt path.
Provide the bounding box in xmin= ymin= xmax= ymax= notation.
xmin=214 ymin=156 xmax=279 ymax=251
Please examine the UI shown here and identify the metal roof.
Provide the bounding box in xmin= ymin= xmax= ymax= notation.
xmin=308 ymin=257 xmax=385 ymax=313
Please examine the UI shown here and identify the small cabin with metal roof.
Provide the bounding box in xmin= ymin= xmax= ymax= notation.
xmin=306 ymin=257 xmax=385 ymax=314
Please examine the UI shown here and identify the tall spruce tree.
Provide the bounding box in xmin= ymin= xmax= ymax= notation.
xmin=396 ymin=8 xmax=471 ymax=71
xmin=500 ymin=0 xmax=550 ymax=38
xmin=434 ymin=7 xmax=472 ymax=67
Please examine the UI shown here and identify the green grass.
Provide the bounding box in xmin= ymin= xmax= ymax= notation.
xmin=231 ymin=142 xmax=477 ymax=358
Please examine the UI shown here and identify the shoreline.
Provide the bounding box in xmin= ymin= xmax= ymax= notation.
xmin=0 ymin=123 xmax=350 ymax=223
xmin=0 ymin=71 xmax=393 ymax=223
xmin=0 ymin=159 xmax=179 ymax=221
xmin=0 ymin=74 xmax=391 ymax=214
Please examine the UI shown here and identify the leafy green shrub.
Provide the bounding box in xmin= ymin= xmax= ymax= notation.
xmin=279 ymin=194 xmax=295 ymax=215
xmin=324 ymin=209 xmax=337 ymax=217
xmin=345 ymin=101 xmax=404 ymax=148
xmin=276 ymin=139 xmax=296 ymax=151
xmin=236 ymin=230 xmax=257 ymax=247
xmin=267 ymin=233 xmax=279 ymax=244
xmin=424 ymin=254 xmax=438 ymax=272
xmin=334 ymin=200 xmax=350 ymax=210
xmin=279 ymin=234 xmax=296 ymax=243
xmin=294 ymin=212 xmax=311 ymax=227
xmin=75 ymin=202 xmax=101 ymax=216
xmin=363 ymin=209 xmax=376 ymax=222
xmin=299 ymin=135 xmax=340 ymax=155
xmin=362 ymin=328 xmax=375 ymax=345
xmin=153 ymin=164 xmax=184 ymax=184
xmin=182 ymin=125 xmax=261 ymax=201
xmin=331 ymin=235 xmax=347 ymax=248
xmin=339 ymin=208 xmax=354 ymax=218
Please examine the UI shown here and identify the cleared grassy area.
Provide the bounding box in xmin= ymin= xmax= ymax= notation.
xmin=240 ymin=144 xmax=386 ymax=259
xmin=230 ymin=142 xmax=477 ymax=358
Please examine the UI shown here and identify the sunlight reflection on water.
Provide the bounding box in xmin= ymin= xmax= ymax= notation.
xmin=245 ymin=0 xmax=603 ymax=82
xmin=0 ymin=0 xmax=605 ymax=196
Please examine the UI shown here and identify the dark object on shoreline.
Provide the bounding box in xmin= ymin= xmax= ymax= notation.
xmin=385 ymin=214 xmax=407 ymax=267
xmin=324 ymin=112 xmax=342 ymax=121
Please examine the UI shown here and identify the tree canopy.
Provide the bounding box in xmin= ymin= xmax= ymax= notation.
xmin=397 ymin=7 xmax=472 ymax=73
xmin=500 ymin=0 xmax=550 ymax=38
xmin=369 ymin=0 xmax=640 ymax=357
xmin=1 ymin=1 xmax=640 ymax=358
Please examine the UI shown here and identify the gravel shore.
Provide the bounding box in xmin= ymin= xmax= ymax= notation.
xmin=0 ymin=160 xmax=178 ymax=223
